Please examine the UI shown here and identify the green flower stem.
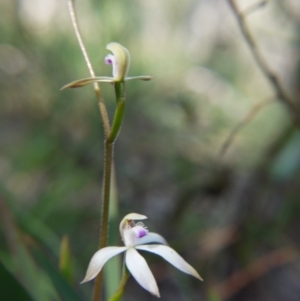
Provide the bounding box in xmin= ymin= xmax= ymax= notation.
xmin=92 ymin=82 xmax=126 ymax=301
xmin=92 ymin=141 xmax=113 ymax=301
xmin=107 ymin=82 xmax=126 ymax=146
xmin=114 ymin=82 xmax=125 ymax=105
xmin=107 ymin=101 xmax=125 ymax=143
xmin=107 ymin=267 xmax=130 ymax=301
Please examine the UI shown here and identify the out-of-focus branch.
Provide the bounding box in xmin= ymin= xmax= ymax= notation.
xmin=214 ymin=246 xmax=299 ymax=300
xmin=242 ymin=0 xmax=267 ymax=16
xmin=227 ymin=0 xmax=300 ymax=127
xmin=219 ymin=97 xmax=274 ymax=158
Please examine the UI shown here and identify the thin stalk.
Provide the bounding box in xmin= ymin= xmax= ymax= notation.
xmin=92 ymin=141 xmax=113 ymax=301
xmin=92 ymin=82 xmax=126 ymax=301
xmin=68 ymin=0 xmax=110 ymax=137
xmin=67 ymin=2 xmax=118 ymax=300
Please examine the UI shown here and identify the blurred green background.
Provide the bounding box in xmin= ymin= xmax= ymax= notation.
xmin=1 ymin=0 xmax=300 ymax=300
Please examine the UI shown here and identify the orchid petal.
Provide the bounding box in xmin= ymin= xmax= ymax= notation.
xmin=123 ymin=227 xmax=139 ymax=247
xmin=121 ymin=213 xmax=148 ymax=222
xmin=125 ymin=75 xmax=153 ymax=81
xmin=136 ymin=245 xmax=203 ymax=281
xmin=106 ymin=42 xmax=130 ymax=81
xmin=61 ymin=77 xmax=114 ymax=89
xmin=125 ymin=248 xmax=160 ymax=297
xmin=135 ymin=232 xmax=167 ymax=246
xmin=81 ymin=246 xmax=127 ymax=283
xmin=119 ymin=213 xmax=147 ymax=239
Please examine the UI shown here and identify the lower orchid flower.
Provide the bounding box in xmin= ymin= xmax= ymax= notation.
xmin=82 ymin=213 xmax=203 ymax=297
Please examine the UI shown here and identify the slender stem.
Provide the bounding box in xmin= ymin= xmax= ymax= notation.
xmin=67 ymin=0 xmax=110 ymax=137
xmin=107 ymin=101 xmax=125 ymax=143
xmin=227 ymin=0 xmax=300 ymax=127
xmin=67 ymin=4 xmax=127 ymax=300
xmin=100 ymin=142 xmax=114 ymax=250
xmin=92 ymin=141 xmax=113 ymax=301
xmin=92 ymin=82 xmax=126 ymax=301
xmin=114 ymin=82 xmax=125 ymax=105
xmin=107 ymin=83 xmax=126 ymax=144
xmin=66 ymin=2 xmax=115 ymax=299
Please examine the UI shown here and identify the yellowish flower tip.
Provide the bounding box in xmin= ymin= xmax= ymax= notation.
xmin=105 ymin=42 xmax=130 ymax=82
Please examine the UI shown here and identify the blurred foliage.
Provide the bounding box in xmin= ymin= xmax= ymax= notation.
xmin=1 ymin=0 xmax=300 ymax=300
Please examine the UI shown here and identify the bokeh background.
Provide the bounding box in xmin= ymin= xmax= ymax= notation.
xmin=1 ymin=0 xmax=300 ymax=300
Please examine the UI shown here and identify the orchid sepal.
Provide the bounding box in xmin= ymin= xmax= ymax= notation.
xmin=61 ymin=75 xmax=153 ymax=90
xmin=125 ymin=75 xmax=153 ymax=81
xmin=136 ymin=245 xmax=203 ymax=281
xmin=81 ymin=246 xmax=127 ymax=283
xmin=126 ymin=248 xmax=160 ymax=297
xmin=61 ymin=77 xmax=114 ymax=90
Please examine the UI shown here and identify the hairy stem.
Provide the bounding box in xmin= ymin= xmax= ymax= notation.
xmin=92 ymin=141 xmax=113 ymax=301
xmin=92 ymin=82 xmax=126 ymax=301
xmin=66 ymin=2 xmax=118 ymax=300
xmin=68 ymin=0 xmax=110 ymax=137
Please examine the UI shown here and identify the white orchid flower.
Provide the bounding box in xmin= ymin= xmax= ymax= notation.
xmin=81 ymin=213 xmax=202 ymax=297
xmin=61 ymin=42 xmax=152 ymax=89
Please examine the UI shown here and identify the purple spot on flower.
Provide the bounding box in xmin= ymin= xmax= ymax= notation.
xmin=134 ymin=226 xmax=148 ymax=238
xmin=104 ymin=54 xmax=113 ymax=65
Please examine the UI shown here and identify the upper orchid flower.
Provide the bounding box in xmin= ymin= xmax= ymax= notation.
xmin=61 ymin=42 xmax=152 ymax=89
xmin=82 ymin=213 xmax=202 ymax=297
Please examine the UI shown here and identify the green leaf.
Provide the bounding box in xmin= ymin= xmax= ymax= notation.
xmin=0 ymin=261 xmax=35 ymax=301
xmin=32 ymin=248 xmax=84 ymax=301
xmin=59 ymin=235 xmax=73 ymax=284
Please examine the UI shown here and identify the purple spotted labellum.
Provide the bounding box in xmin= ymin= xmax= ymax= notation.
xmin=104 ymin=55 xmax=114 ymax=65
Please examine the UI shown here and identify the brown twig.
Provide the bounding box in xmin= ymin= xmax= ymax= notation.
xmin=219 ymin=97 xmax=274 ymax=158
xmin=214 ymin=246 xmax=299 ymax=300
xmin=227 ymin=0 xmax=300 ymax=127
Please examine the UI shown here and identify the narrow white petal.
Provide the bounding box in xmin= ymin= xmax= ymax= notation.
xmin=125 ymin=248 xmax=160 ymax=297
xmin=135 ymin=232 xmax=167 ymax=246
xmin=81 ymin=247 xmax=127 ymax=283
xmin=136 ymin=245 xmax=203 ymax=281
